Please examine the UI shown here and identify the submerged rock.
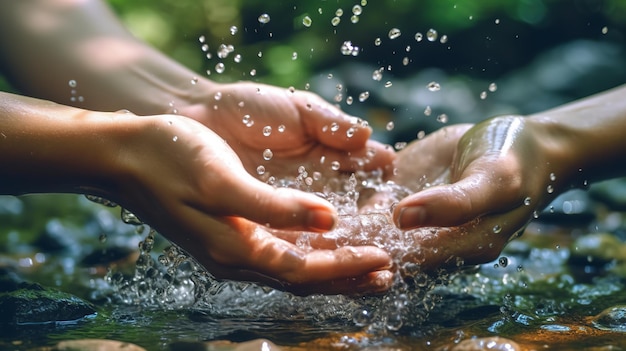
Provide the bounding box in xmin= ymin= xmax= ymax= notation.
xmin=591 ymin=305 xmax=626 ymax=332
xmin=451 ymin=336 xmax=520 ymax=351
xmin=0 ymin=282 xmax=96 ymax=325
xmin=170 ymin=339 xmax=283 ymax=351
xmin=54 ymin=339 xmax=146 ymax=351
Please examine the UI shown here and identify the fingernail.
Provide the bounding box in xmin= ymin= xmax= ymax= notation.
xmin=360 ymin=271 xmax=393 ymax=293
xmin=396 ymin=206 xmax=426 ymax=229
xmin=307 ymin=209 xmax=337 ymax=232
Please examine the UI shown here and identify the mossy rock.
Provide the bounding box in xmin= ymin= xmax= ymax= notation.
xmin=0 ymin=282 xmax=96 ymax=325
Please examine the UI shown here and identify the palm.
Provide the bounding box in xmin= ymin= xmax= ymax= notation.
xmin=179 ymin=82 xmax=392 ymax=181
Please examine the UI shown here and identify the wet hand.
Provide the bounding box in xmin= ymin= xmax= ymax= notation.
xmin=178 ymin=81 xmax=395 ymax=182
xmin=388 ymin=117 xmax=570 ymax=271
xmin=111 ymin=114 xmax=392 ymax=294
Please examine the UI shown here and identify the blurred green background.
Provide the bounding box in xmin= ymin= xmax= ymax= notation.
xmin=105 ymin=0 xmax=625 ymax=86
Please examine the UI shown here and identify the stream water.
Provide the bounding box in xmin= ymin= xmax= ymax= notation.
xmin=2 ymin=174 xmax=626 ymax=350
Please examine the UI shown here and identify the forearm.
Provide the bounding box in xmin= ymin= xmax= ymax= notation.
xmin=0 ymin=91 xmax=134 ymax=196
xmin=527 ymin=84 xmax=626 ymax=189
xmin=0 ymin=0 xmax=212 ymax=115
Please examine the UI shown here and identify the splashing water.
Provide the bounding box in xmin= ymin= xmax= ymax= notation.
xmin=106 ymin=171 xmax=454 ymax=333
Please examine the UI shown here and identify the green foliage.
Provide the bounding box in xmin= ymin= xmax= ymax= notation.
xmin=105 ymin=0 xmax=625 ymax=87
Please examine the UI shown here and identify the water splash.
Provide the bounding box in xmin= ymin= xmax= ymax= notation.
xmin=106 ymin=171 xmax=453 ymax=333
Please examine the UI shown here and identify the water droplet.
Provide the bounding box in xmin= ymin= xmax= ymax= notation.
xmin=201 ymin=43 xmax=209 ymax=52
xmin=480 ymin=91 xmax=488 ymax=100
xmin=172 ymin=135 xmax=178 ymax=142
xmin=427 ymin=81 xmax=441 ymax=91
xmin=384 ymin=81 xmax=393 ymax=88
xmin=215 ymin=62 xmax=225 ymax=74
xmin=374 ymin=37 xmax=382 ymax=46
xmin=602 ymin=26 xmax=609 ymax=34
xmin=402 ymin=57 xmax=409 ymax=66
xmin=331 ymin=161 xmax=341 ymax=171
xmin=242 ymin=114 xmax=254 ymax=127
xmin=302 ymin=16 xmax=312 ymax=27
xmin=549 ymin=172 xmax=556 ymax=181
xmin=352 ymin=5 xmax=363 ymax=15
xmin=440 ymin=35 xmax=448 ymax=44
xmin=335 ymin=8 xmax=344 ymax=16
xmin=394 ymin=142 xmax=407 ymax=150
xmin=524 ymin=197 xmax=531 ymax=206
xmin=547 ymin=185 xmax=554 ymax=194
xmin=256 ymin=165 xmax=266 ymax=175
xmin=263 ymin=149 xmax=273 ymax=161
xmin=424 ymin=106 xmax=432 ymax=116
xmin=417 ymin=130 xmax=426 ymax=139
xmin=358 ymin=91 xmax=370 ymax=102
xmin=350 ymin=15 xmax=359 ymax=23
xmin=198 ymin=35 xmax=206 ymax=43
xmin=493 ymin=224 xmax=502 ymax=233
xmin=121 ymin=208 xmax=143 ymax=225
xmin=68 ymin=80 xmax=77 ymax=88
xmin=214 ymin=91 xmax=222 ymax=100
xmin=426 ymin=28 xmax=438 ymax=42
xmin=99 ymin=233 xmax=107 ymax=243
xmin=234 ymin=54 xmax=242 ymax=63
xmin=230 ymin=26 xmax=238 ymax=35
xmin=346 ymin=96 xmax=353 ymax=105
xmin=415 ymin=32 xmax=423 ymax=42
xmin=331 ymin=16 xmax=341 ymax=26
xmin=346 ymin=127 xmax=355 ymax=138
xmin=495 ymin=18 xmax=500 ymax=25
xmin=388 ymin=28 xmax=401 ymax=39
xmin=489 ymin=82 xmax=498 ymax=92
xmin=330 ymin=122 xmax=340 ymax=132
xmin=258 ymin=13 xmax=271 ymax=24
xmin=341 ymin=41 xmax=359 ymax=56
xmin=361 ymin=0 xmax=368 ymax=5
xmin=292 ymin=52 xmax=298 ymax=60
xmin=436 ymin=114 xmax=448 ymax=123
xmin=386 ymin=121 xmax=395 ymax=131
xmin=372 ymin=67 xmax=383 ymax=81
xmin=263 ymin=125 xmax=272 ymax=136
xmin=533 ymin=210 xmax=539 ymax=219
xmin=277 ymin=124 xmax=285 ymax=133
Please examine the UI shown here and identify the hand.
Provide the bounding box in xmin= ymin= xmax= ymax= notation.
xmin=108 ymin=113 xmax=393 ymax=294
xmin=385 ymin=116 xmax=571 ymax=271
xmin=178 ymin=81 xmax=395 ymax=183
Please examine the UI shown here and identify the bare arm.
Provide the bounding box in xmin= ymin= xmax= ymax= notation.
xmin=0 ymin=0 xmax=207 ymax=115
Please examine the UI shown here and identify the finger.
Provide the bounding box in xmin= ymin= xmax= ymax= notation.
xmin=298 ymin=97 xmax=373 ymax=151
xmin=405 ymin=204 xmax=533 ymax=272
xmin=242 ymin=236 xmax=393 ymax=288
xmin=223 ymin=172 xmax=339 ymax=232
xmin=393 ymin=170 xmax=522 ymax=230
xmin=309 ymin=140 xmax=395 ymax=174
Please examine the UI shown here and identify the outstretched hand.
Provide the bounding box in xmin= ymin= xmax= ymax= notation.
xmin=111 ymin=113 xmax=393 ymax=295
xmin=178 ymin=81 xmax=395 ymax=183
xmin=387 ymin=116 xmax=570 ymax=271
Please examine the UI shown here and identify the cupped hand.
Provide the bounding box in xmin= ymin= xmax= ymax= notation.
xmin=387 ymin=116 xmax=572 ymax=271
xmin=108 ymin=113 xmax=392 ymax=294
xmin=178 ymin=81 xmax=395 ymax=183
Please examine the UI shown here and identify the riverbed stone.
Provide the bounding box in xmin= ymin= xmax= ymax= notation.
xmin=54 ymin=339 xmax=146 ymax=351
xmin=170 ymin=339 xmax=283 ymax=351
xmin=0 ymin=282 xmax=96 ymax=325
xmin=451 ymin=336 xmax=520 ymax=351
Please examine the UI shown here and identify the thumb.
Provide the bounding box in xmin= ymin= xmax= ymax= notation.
xmin=393 ymin=173 xmax=518 ymax=230
xmin=225 ymin=173 xmax=338 ymax=232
